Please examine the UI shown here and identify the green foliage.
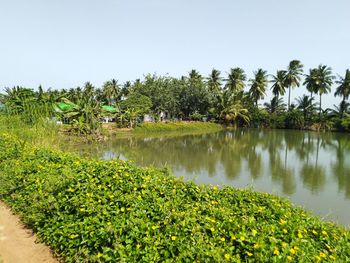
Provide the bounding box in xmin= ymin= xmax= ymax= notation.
xmin=134 ymin=121 xmax=222 ymax=133
xmin=285 ymin=109 xmax=304 ymax=129
xmin=119 ymin=93 xmax=152 ymax=128
xmin=3 ymin=86 xmax=56 ymax=124
xmin=340 ymin=113 xmax=350 ymax=131
xmin=0 ymin=135 xmax=349 ymax=262
xmin=189 ymin=111 xmax=204 ymax=121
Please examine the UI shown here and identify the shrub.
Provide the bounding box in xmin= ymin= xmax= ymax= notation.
xmin=0 ymin=134 xmax=349 ymax=262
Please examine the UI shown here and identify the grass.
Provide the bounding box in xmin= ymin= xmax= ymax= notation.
xmin=0 ymin=134 xmax=349 ymax=262
xmin=0 ymin=115 xmax=61 ymax=148
xmin=133 ymin=121 xmax=223 ymax=133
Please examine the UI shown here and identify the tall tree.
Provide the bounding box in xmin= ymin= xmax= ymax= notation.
xmin=224 ymin=67 xmax=246 ymax=97
xmin=285 ymin=60 xmax=303 ymax=110
xmin=270 ymin=70 xmax=287 ymax=100
xmin=249 ymin=69 xmax=269 ymax=106
xmin=207 ymin=69 xmax=222 ymax=94
xmin=335 ymin=69 xmax=350 ymax=105
xmin=304 ymin=65 xmax=334 ymax=116
xmin=303 ymin=68 xmax=318 ymax=98
xmin=102 ymin=79 xmax=120 ymax=105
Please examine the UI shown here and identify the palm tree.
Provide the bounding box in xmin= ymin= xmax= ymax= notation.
xmin=224 ymin=67 xmax=246 ymax=96
xmin=285 ymin=60 xmax=303 ymax=110
xmin=188 ymin=69 xmax=203 ymax=88
xmin=315 ymin=65 xmax=334 ymax=116
xmin=264 ymin=96 xmax=286 ymax=114
xmin=334 ymin=69 xmax=350 ymax=107
xmin=249 ymin=69 xmax=269 ymax=106
xmin=270 ymin=70 xmax=287 ymax=100
xmin=332 ymin=101 xmax=350 ymax=119
xmin=102 ymin=79 xmax=120 ymax=105
xmin=207 ymin=69 xmax=222 ymax=93
xmin=303 ymin=68 xmax=318 ymax=98
xmin=304 ymin=65 xmax=334 ymax=116
xmin=219 ymin=90 xmax=250 ymax=126
xmin=296 ymin=95 xmax=316 ymax=122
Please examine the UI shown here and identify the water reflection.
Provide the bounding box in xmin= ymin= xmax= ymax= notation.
xmin=66 ymin=129 xmax=350 ymax=225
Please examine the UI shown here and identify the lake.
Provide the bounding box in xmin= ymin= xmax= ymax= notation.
xmin=68 ymin=129 xmax=350 ymax=227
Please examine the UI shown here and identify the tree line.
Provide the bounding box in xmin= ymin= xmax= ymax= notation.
xmin=1 ymin=60 xmax=350 ymax=134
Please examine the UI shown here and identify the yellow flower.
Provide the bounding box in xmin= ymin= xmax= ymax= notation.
xmin=252 ymin=229 xmax=257 ymax=236
xmin=231 ymin=235 xmax=236 ymax=240
xmin=171 ymin=236 xmax=177 ymax=241
xmin=287 ymin=255 xmax=293 ymax=261
xmin=322 ymin=230 xmax=328 ymax=236
xmin=273 ymin=248 xmax=280 ymax=256
xmin=120 ymin=207 xmax=125 ymax=212
xmin=289 ymin=248 xmax=296 ymax=255
xmin=253 ymin=243 xmax=260 ymax=249
xmin=319 ymin=252 xmax=326 ymax=258
xmin=224 ymin=254 xmax=231 ymax=260
xmin=246 ymin=252 xmax=253 ymax=257
xmin=240 ymin=236 xmax=245 ymax=241
xmin=220 ymin=237 xmax=225 ymax=242
xmin=298 ymin=232 xmax=303 ymax=239
xmin=279 ymin=219 xmax=287 ymax=225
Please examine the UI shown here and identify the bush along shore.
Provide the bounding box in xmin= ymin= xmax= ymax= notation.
xmin=0 ymin=134 xmax=349 ymax=262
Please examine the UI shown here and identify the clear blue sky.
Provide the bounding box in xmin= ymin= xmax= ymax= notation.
xmin=1 ymin=0 xmax=349 ymax=108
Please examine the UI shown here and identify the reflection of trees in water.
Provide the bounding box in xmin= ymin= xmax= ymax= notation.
xmin=330 ymin=137 xmax=350 ymax=198
xmin=66 ymin=130 xmax=350 ymax=198
xmin=300 ymin=165 xmax=325 ymax=194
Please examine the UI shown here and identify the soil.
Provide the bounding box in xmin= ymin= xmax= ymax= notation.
xmin=0 ymin=201 xmax=59 ymax=263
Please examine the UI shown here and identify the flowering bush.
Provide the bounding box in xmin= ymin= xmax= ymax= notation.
xmin=0 ymin=134 xmax=349 ymax=262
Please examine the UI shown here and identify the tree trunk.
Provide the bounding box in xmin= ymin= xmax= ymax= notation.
xmin=288 ymin=86 xmax=291 ymax=110
xmin=319 ymin=94 xmax=322 ymax=118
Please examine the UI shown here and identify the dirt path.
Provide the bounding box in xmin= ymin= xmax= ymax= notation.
xmin=0 ymin=201 xmax=59 ymax=263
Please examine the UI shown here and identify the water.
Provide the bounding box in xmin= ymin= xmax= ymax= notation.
xmin=68 ymin=129 xmax=350 ymax=226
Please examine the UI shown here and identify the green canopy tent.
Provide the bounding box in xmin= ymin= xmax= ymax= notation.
xmin=102 ymin=105 xmax=118 ymax=113
xmin=53 ymin=102 xmax=75 ymax=112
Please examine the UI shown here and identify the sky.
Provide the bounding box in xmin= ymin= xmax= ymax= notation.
xmin=1 ymin=0 xmax=349 ymax=108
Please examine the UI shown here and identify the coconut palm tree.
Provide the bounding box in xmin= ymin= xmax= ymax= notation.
xmin=316 ymin=65 xmax=334 ymax=116
xmin=303 ymin=68 xmax=318 ymax=98
xmin=102 ymin=79 xmax=120 ymax=105
xmin=224 ymin=67 xmax=246 ymax=96
xmin=207 ymin=69 xmax=222 ymax=94
xmin=296 ymin=95 xmax=316 ymax=122
xmin=304 ymin=65 xmax=334 ymax=116
xmin=264 ymin=96 xmax=286 ymax=114
xmin=188 ymin=69 xmax=203 ymax=88
xmin=219 ymin=90 xmax=250 ymax=126
xmin=249 ymin=69 xmax=269 ymax=106
xmin=270 ymin=70 xmax=287 ymax=100
xmin=334 ymin=69 xmax=350 ymax=107
xmin=285 ymin=60 xmax=303 ymax=110
xmin=331 ymin=101 xmax=350 ymax=119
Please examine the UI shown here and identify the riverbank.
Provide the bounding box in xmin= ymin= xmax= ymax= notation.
xmin=0 ymin=134 xmax=349 ymax=262
xmin=133 ymin=121 xmax=223 ymax=133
